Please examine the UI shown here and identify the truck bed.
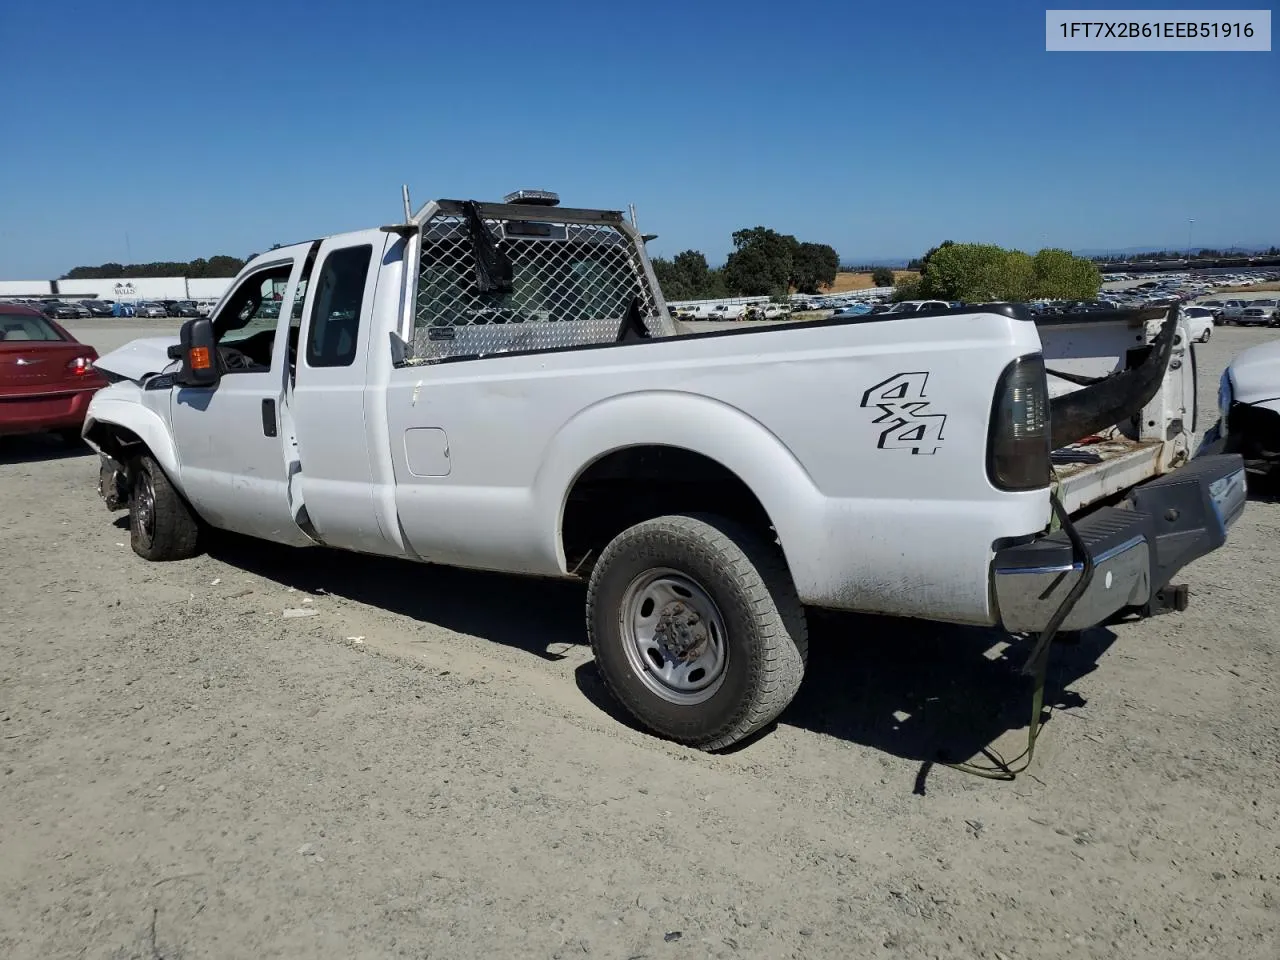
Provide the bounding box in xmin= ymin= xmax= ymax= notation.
xmin=1052 ymin=436 xmax=1164 ymax=513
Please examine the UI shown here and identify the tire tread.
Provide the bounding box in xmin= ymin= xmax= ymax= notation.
xmin=586 ymin=513 xmax=807 ymax=750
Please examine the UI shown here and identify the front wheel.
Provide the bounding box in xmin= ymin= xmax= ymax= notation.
xmin=129 ymin=455 xmax=201 ymax=561
xmin=586 ymin=513 xmax=808 ymax=751
xmin=1200 ymin=328 xmax=1212 ymax=343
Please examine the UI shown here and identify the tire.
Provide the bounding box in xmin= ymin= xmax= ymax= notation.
xmin=586 ymin=513 xmax=808 ymax=751
xmin=129 ymin=454 xmax=201 ymax=561
xmin=1200 ymin=328 xmax=1211 ymax=343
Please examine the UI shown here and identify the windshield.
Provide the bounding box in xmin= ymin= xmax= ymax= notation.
xmin=0 ymin=312 xmax=66 ymax=342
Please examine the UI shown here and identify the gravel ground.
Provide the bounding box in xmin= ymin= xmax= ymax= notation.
xmin=1 ymin=324 xmax=1278 ymax=960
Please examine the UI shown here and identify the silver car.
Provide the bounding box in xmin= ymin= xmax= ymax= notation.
xmin=135 ymin=302 xmax=168 ymax=318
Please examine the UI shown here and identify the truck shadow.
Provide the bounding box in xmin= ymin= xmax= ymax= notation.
xmin=768 ymin=611 xmax=1115 ymax=771
xmin=0 ymin=434 xmax=94 ymax=464
xmin=208 ymin=535 xmax=1117 ymax=775
xmin=574 ymin=610 xmax=1116 ymax=780
xmin=206 ymin=536 xmax=586 ymax=661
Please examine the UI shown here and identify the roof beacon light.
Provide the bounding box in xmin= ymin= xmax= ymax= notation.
xmin=504 ymin=189 xmax=560 ymax=207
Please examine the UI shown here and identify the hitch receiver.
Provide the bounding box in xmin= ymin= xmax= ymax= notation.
xmin=1144 ymin=583 xmax=1190 ymax=617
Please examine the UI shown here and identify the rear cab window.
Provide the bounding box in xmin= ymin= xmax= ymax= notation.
xmin=305 ymin=245 xmax=372 ymax=368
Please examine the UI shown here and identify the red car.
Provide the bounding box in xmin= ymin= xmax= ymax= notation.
xmin=1 ymin=303 xmax=108 ymax=443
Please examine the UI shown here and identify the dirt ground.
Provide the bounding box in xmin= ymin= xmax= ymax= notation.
xmin=828 ymin=271 xmax=919 ymax=292
xmin=2 ymin=325 xmax=1278 ymax=960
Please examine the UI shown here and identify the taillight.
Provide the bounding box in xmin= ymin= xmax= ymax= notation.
xmin=67 ymin=356 xmax=95 ymax=377
xmin=987 ymin=353 xmax=1051 ymax=491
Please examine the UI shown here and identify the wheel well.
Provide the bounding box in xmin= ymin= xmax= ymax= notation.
xmin=84 ymin=421 xmax=147 ymax=464
xmin=561 ymin=446 xmax=778 ymax=575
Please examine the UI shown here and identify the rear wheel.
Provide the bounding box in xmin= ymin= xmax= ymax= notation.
xmin=129 ymin=455 xmax=201 ymax=561
xmin=586 ymin=513 xmax=808 ymax=751
xmin=1200 ymin=327 xmax=1212 ymax=343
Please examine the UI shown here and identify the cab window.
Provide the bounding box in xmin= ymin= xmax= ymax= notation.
xmin=212 ymin=263 xmax=293 ymax=373
xmin=306 ymin=246 xmax=372 ymax=368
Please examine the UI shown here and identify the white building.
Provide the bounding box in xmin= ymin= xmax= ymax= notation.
xmin=1 ymin=276 xmax=235 ymax=303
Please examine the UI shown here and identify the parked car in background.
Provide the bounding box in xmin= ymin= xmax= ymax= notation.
xmin=1198 ymin=299 xmax=1225 ymax=319
xmin=1236 ymin=300 xmax=1279 ymax=327
xmin=172 ymin=301 xmax=201 ymax=318
xmin=886 ymin=299 xmax=951 ymax=314
xmin=0 ymin=303 xmax=108 ymax=443
xmin=1182 ymin=306 xmax=1216 ymax=342
xmin=1222 ymin=340 xmax=1280 ymax=482
xmin=80 ymin=300 xmax=115 ymax=317
xmin=135 ymin=302 xmax=169 ymax=318
xmin=1219 ymin=300 xmax=1250 ymax=323
xmin=40 ymin=300 xmax=91 ymax=320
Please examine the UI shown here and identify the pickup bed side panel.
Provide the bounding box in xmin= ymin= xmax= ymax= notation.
xmin=385 ymin=311 xmax=1048 ymax=625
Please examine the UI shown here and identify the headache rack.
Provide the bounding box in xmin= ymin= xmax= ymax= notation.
xmin=398 ymin=199 xmax=675 ymax=364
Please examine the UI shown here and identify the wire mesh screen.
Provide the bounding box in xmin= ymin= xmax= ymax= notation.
xmin=408 ymin=211 xmax=670 ymax=362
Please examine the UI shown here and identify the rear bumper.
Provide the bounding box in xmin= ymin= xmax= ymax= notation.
xmin=993 ymin=454 xmax=1247 ymax=633
xmin=0 ymin=386 xmax=102 ymax=436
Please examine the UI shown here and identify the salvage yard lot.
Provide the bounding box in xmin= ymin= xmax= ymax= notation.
xmin=2 ymin=325 xmax=1278 ymax=959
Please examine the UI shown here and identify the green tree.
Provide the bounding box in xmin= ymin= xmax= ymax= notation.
xmin=905 ymin=241 xmax=1100 ymax=303
xmin=652 ymin=250 xmax=722 ymax=300
xmin=791 ymin=242 xmax=840 ymax=294
xmin=1031 ymin=248 xmax=1102 ymax=300
xmin=918 ymin=243 xmax=1012 ymax=302
xmin=61 ymin=255 xmax=247 ymax=281
xmin=723 ymin=227 xmax=797 ymax=296
xmin=651 ymin=257 xmax=683 ymax=299
xmin=870 ymin=266 xmax=895 ymax=287
xmin=892 ymin=274 xmax=923 ymax=302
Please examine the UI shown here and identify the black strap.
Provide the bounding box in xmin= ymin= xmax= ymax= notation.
xmin=461 ymin=201 xmax=513 ymax=295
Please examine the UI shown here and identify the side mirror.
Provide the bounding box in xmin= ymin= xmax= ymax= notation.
xmin=172 ymin=318 xmax=220 ymax=387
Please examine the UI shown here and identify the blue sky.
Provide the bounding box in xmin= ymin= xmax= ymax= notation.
xmin=0 ymin=0 xmax=1275 ymax=276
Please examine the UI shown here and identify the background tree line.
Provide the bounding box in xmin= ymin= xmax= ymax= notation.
xmin=894 ymin=241 xmax=1102 ymax=302
xmin=1091 ymin=246 xmax=1280 ymax=262
xmin=61 ymin=256 xmax=247 ymax=280
xmin=651 ymin=227 xmax=840 ymax=300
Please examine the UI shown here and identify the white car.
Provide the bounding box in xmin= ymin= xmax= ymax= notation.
xmin=1181 ymin=306 xmax=1215 ymax=342
xmin=79 ymin=191 xmax=1247 ymax=752
xmin=1221 ymin=340 xmax=1280 ymax=480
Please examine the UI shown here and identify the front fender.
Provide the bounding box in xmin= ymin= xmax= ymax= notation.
xmin=533 ymin=390 xmax=826 ymax=585
xmin=84 ymin=386 xmax=181 ymax=481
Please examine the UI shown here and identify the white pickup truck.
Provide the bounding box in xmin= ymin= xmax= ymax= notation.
xmin=85 ymin=190 xmax=1248 ymax=751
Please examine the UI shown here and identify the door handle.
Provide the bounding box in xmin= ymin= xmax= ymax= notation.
xmin=261 ymin=399 xmax=278 ymax=437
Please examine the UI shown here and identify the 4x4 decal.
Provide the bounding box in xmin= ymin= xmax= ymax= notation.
xmin=860 ymin=372 xmax=947 ymax=455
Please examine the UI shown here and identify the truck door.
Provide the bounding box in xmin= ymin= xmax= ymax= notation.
xmin=169 ymin=254 xmax=314 ymax=546
xmin=289 ymin=231 xmax=395 ymax=554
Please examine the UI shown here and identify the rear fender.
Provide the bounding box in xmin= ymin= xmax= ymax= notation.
xmin=535 ymin=390 xmax=824 ymax=585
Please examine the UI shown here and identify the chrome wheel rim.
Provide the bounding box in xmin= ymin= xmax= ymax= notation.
xmin=134 ymin=471 xmax=156 ymax=542
xmin=619 ymin=568 xmax=728 ymax=705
